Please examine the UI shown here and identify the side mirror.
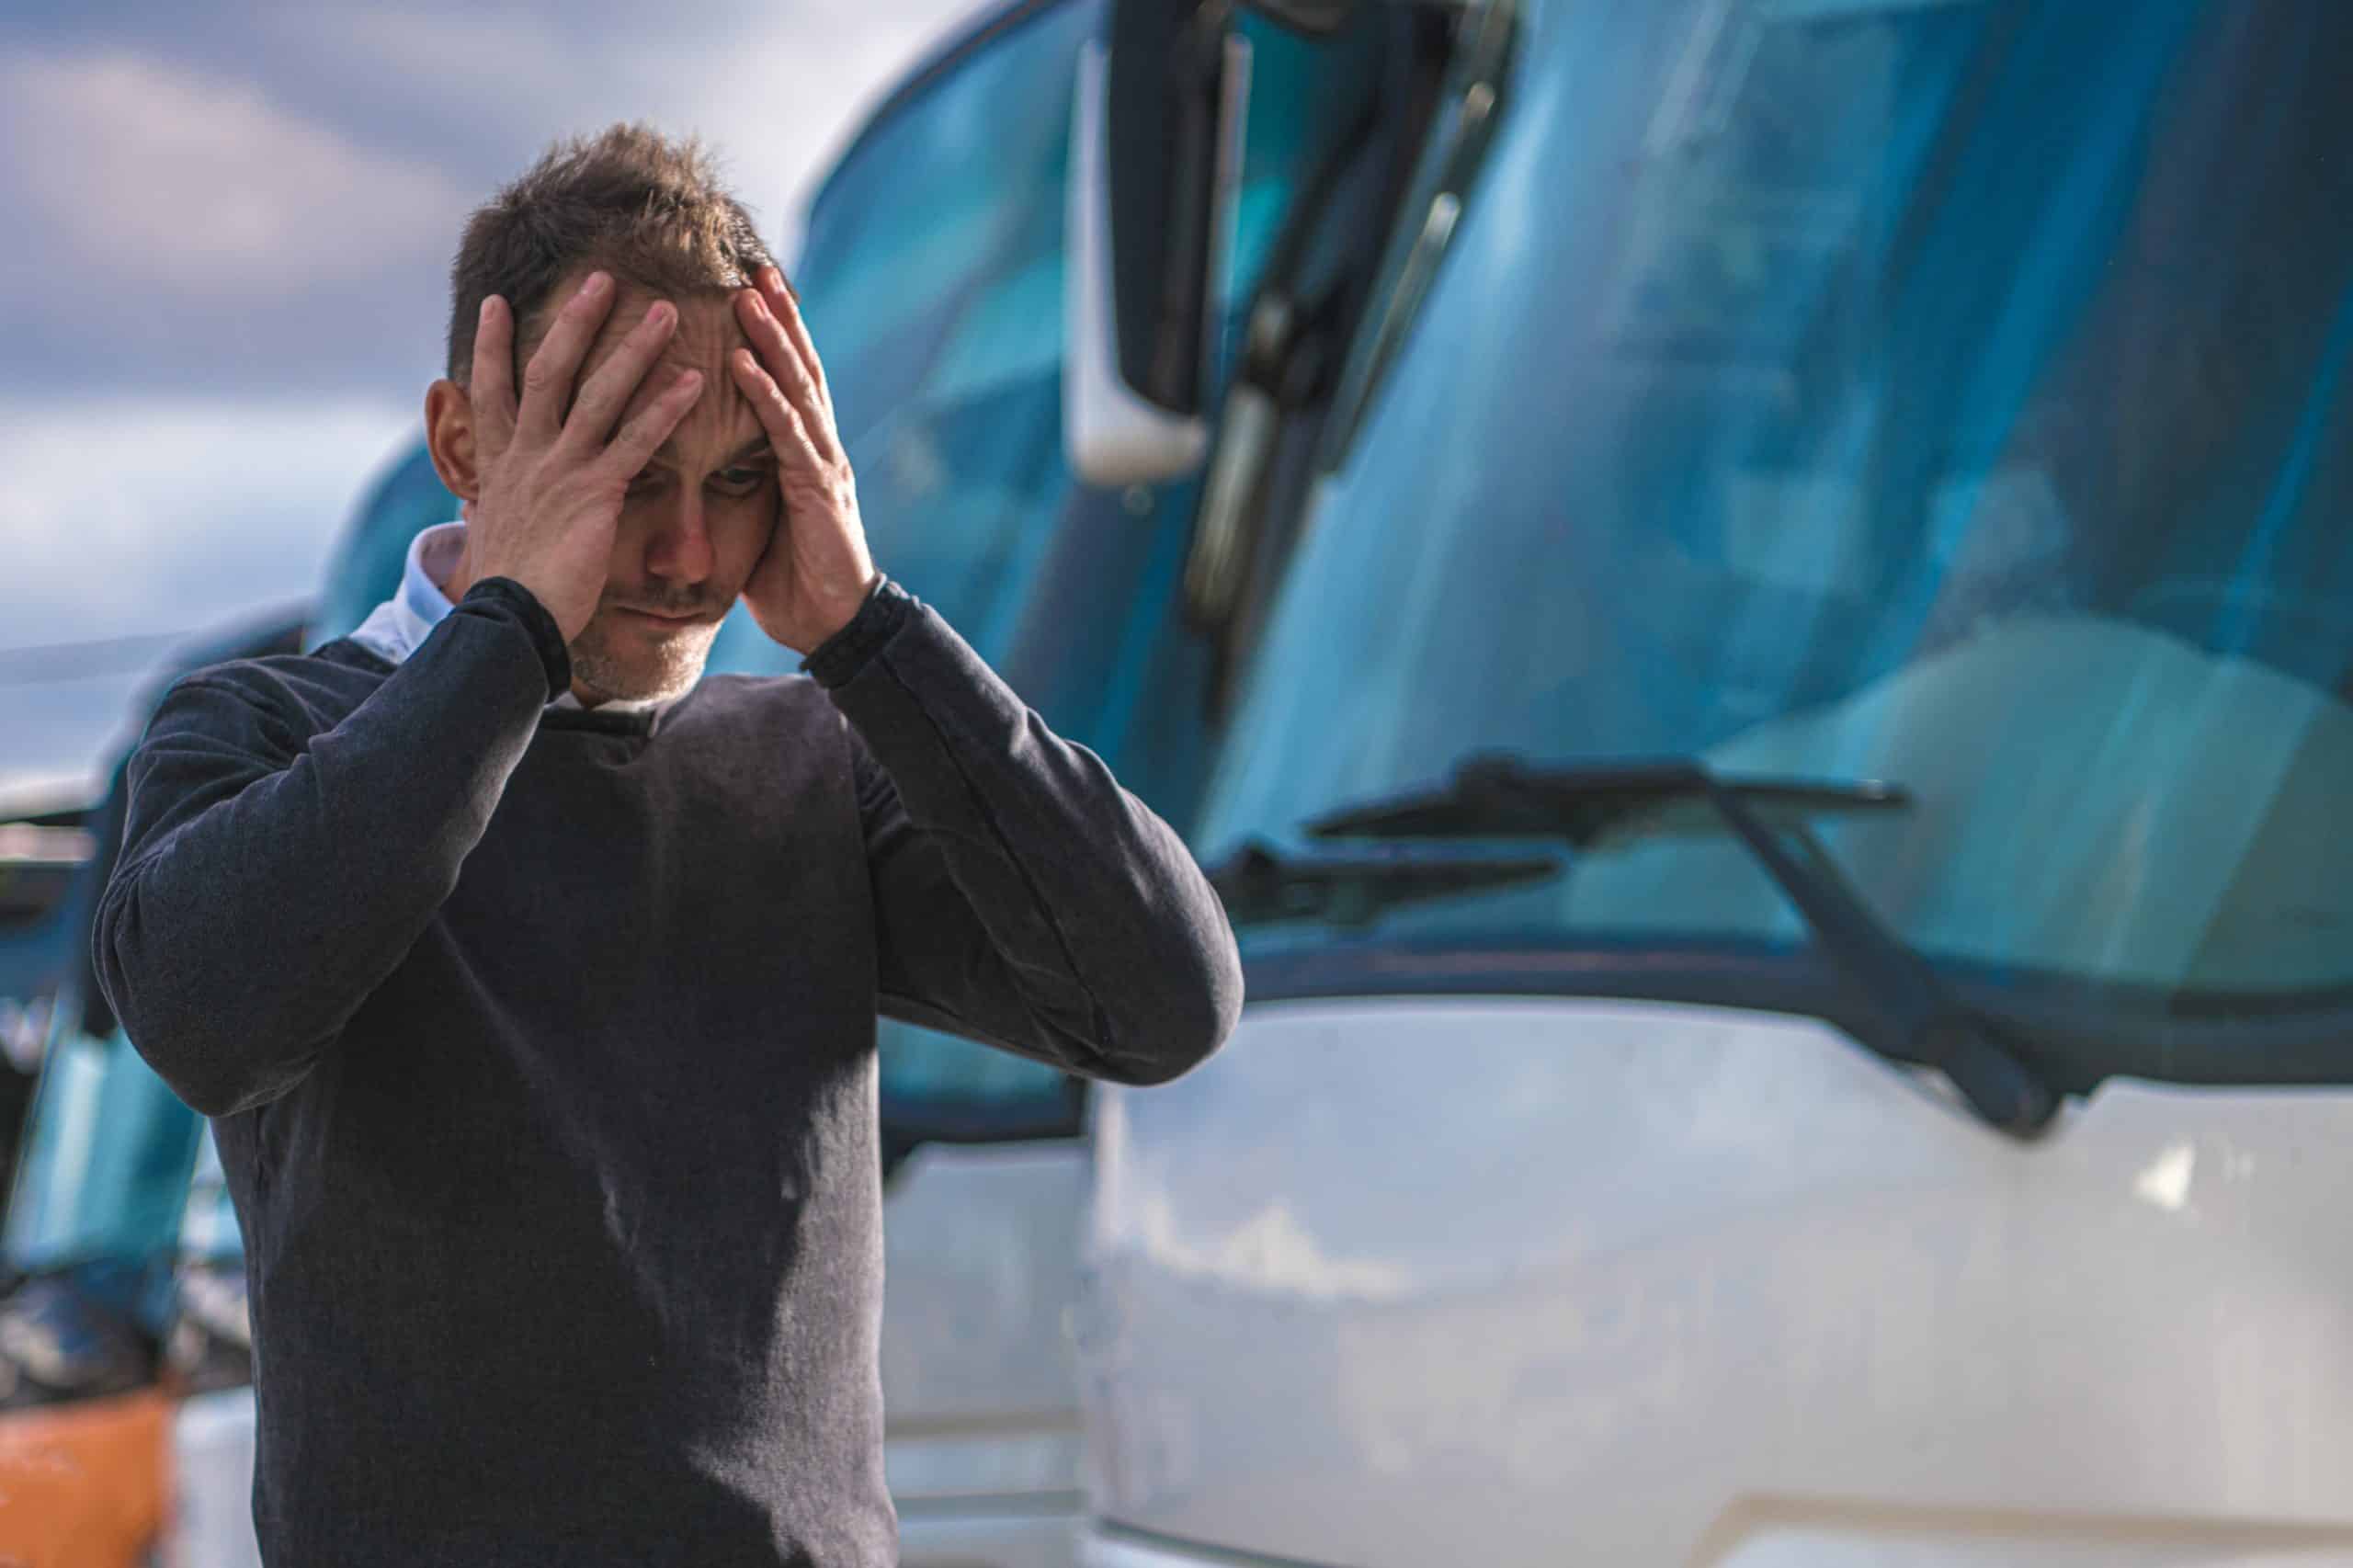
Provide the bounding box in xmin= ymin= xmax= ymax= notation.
xmin=1064 ymin=2 xmax=1252 ymax=485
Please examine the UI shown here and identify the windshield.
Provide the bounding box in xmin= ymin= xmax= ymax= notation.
xmin=5 ymin=1019 xmax=202 ymax=1273
xmin=1198 ymin=0 xmax=2353 ymax=1020
xmin=793 ymin=0 xmax=1103 ymax=661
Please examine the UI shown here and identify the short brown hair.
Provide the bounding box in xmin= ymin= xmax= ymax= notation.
xmin=444 ymin=122 xmax=778 ymax=382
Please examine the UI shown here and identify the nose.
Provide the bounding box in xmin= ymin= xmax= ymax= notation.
xmin=642 ymin=483 xmax=715 ymax=590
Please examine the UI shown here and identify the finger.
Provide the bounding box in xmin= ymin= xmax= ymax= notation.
xmin=600 ymin=368 xmax=705 ymax=483
xmin=559 ymin=299 xmax=681 ymax=456
xmin=729 ymin=347 xmax=818 ymax=462
xmin=469 ymin=295 xmax=518 ymax=459
xmin=734 ymin=290 xmax=834 ymax=458
xmin=517 ymin=270 xmax=616 ymax=444
xmin=758 ymin=267 xmax=829 ymax=410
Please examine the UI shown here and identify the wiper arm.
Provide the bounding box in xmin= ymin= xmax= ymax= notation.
xmin=1308 ymin=754 xmax=2057 ymax=1138
xmin=1207 ymin=842 xmax=1565 ymax=932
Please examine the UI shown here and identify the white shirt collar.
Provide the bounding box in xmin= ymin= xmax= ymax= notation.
xmin=347 ymin=521 xmax=665 ymax=714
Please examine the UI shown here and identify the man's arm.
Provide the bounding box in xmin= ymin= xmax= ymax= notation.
xmin=97 ymin=271 xmax=702 ymax=1117
xmin=95 ymin=585 xmax=566 ymax=1116
xmin=813 ymin=581 xmax=1244 ymax=1086
xmin=723 ymin=267 xmax=1239 ymax=1085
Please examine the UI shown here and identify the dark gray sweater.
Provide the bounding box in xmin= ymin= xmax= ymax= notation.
xmin=93 ymin=575 xmax=1241 ymax=1567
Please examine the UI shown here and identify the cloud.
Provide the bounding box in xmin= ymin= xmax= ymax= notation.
xmin=256 ymin=0 xmax=991 ymax=256
xmin=2 ymin=51 xmax=469 ymax=299
xmin=0 ymin=47 xmax=466 ymax=397
xmin=0 ymin=393 xmax=417 ymax=796
xmin=0 ymin=0 xmax=986 ymax=397
xmin=0 ymin=392 xmax=415 ymax=643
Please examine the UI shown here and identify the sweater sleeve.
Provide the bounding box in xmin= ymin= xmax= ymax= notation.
xmin=806 ymin=579 xmax=1244 ymax=1086
xmin=93 ymin=580 xmax=566 ymax=1116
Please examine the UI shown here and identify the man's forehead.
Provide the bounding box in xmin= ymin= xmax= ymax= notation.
xmin=584 ymin=284 xmax=752 ymax=365
xmin=582 ymin=287 xmax=766 ymax=460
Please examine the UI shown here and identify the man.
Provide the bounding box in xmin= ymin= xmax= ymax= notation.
xmin=94 ymin=125 xmax=1242 ymax=1566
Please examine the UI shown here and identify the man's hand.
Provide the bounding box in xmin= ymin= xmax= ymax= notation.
xmin=731 ymin=267 xmax=879 ymax=653
xmin=465 ymin=272 xmax=704 ymax=641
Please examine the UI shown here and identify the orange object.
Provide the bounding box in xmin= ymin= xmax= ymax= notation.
xmin=0 ymin=1393 xmax=170 ymax=1568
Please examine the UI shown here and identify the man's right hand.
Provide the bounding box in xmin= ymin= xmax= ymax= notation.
xmin=463 ymin=271 xmax=702 ymax=641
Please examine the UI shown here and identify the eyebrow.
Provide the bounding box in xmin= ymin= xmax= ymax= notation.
xmin=649 ymin=435 xmax=776 ymax=467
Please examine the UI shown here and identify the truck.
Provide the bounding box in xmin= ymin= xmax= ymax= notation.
xmin=0 ymin=0 xmax=1410 ymax=1560
xmin=0 ymin=611 xmax=304 ymax=1568
xmin=1064 ymin=0 xmax=2353 ymax=1563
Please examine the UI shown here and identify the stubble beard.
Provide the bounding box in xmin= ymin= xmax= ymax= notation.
xmin=567 ymin=611 xmax=721 ymax=705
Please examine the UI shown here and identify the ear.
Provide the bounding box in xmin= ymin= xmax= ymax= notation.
xmin=424 ymin=379 xmax=483 ymax=502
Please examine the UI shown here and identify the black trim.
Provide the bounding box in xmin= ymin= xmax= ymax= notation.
xmin=1242 ymin=939 xmax=1892 ymax=1048
xmin=1240 ymin=0 xmax=1357 ymax=38
xmin=8 ymin=804 xmax=92 ymax=832
xmin=1106 ymin=0 xmax=1234 ymax=414
xmin=804 ymin=0 xmax=1082 ymax=226
xmin=1237 ymin=937 xmax=2353 ymax=1100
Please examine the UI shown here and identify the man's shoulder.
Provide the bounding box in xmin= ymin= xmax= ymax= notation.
xmin=155 ymin=641 xmax=390 ymax=741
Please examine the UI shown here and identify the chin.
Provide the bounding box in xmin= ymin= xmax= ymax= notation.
xmin=569 ymin=616 xmax=719 ymax=704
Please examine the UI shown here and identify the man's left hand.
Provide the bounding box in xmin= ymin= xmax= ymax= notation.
xmin=732 ymin=267 xmax=879 ymax=653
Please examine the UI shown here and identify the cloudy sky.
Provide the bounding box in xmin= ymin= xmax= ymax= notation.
xmin=0 ymin=0 xmax=982 ymax=804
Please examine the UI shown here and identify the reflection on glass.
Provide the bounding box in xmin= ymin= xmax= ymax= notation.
xmin=792 ymin=0 xmax=1103 ymax=661
xmin=5 ymin=1017 xmax=201 ymax=1276
xmin=1199 ymin=0 xmax=2353 ymax=1017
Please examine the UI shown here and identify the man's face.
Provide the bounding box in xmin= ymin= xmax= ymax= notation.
xmin=553 ymin=276 xmax=779 ymax=703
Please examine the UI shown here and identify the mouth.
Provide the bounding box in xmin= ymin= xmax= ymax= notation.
xmin=615 ymin=607 xmax=707 ymax=629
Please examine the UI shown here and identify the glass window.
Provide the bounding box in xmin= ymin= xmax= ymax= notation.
xmin=805 ymin=0 xmax=1390 ymax=1126
xmin=1198 ymin=0 xmax=2353 ymax=1024
xmin=877 ymin=1026 xmax=1079 ymax=1138
xmin=793 ymin=2 xmax=1114 ymax=1127
xmin=5 ymin=1019 xmax=202 ymax=1274
xmin=792 ymin=0 xmax=1104 ymax=660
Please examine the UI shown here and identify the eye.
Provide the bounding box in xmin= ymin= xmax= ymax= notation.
xmin=710 ymin=462 xmax=771 ymax=496
xmin=625 ymin=467 xmax=666 ymax=497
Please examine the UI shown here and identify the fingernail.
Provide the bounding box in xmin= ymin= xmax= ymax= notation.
xmin=479 ymin=296 xmax=496 ymax=325
xmin=584 ymin=271 xmax=610 ymax=298
xmin=648 ymin=301 xmax=675 ymax=328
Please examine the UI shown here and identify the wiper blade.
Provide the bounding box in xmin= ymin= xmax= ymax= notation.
xmin=1313 ymin=757 xmax=1912 ymax=845
xmin=1308 ymin=754 xmax=2056 ymax=1138
xmin=1207 ymin=842 xmax=1565 ymax=931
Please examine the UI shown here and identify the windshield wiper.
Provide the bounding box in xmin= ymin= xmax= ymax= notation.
xmin=1208 ymin=842 xmax=1565 ymax=931
xmin=1306 ymin=754 xmax=2057 ymax=1138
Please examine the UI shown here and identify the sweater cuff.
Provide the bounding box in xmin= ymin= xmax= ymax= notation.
xmin=460 ymin=577 xmax=572 ymax=699
xmin=801 ymin=576 xmax=913 ymax=690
